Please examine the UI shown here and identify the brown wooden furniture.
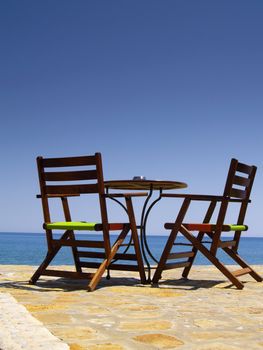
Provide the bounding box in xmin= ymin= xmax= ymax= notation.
xmin=104 ymin=179 xmax=187 ymax=191
xmin=29 ymin=153 xmax=146 ymax=291
xmin=105 ymin=179 xmax=187 ymax=281
xmin=152 ymin=158 xmax=262 ymax=289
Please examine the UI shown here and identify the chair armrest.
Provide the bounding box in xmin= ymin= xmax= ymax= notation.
xmin=36 ymin=194 xmax=81 ymax=198
xmin=161 ymin=193 xmax=250 ymax=203
xmin=161 ymin=193 xmax=224 ymax=201
xmin=104 ymin=192 xmax=148 ymax=198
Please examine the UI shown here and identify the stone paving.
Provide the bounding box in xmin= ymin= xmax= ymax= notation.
xmin=0 ymin=292 xmax=69 ymax=350
xmin=0 ymin=265 xmax=263 ymax=350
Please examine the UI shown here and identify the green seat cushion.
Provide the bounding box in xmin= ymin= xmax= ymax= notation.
xmin=44 ymin=221 xmax=98 ymax=231
xmin=227 ymin=224 xmax=248 ymax=231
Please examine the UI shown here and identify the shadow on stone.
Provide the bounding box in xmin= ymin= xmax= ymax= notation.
xmin=0 ymin=275 xmax=144 ymax=293
xmin=152 ymin=277 xmax=227 ymax=290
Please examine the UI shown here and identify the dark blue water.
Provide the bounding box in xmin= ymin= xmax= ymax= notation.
xmin=0 ymin=232 xmax=262 ymax=265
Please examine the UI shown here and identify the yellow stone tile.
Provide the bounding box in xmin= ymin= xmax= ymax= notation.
xmin=194 ymin=319 xmax=230 ymax=328
xmin=124 ymin=304 xmax=159 ymax=311
xmin=69 ymin=344 xmax=86 ymax=350
xmin=83 ymin=306 xmax=110 ymax=314
xmin=107 ymin=286 xmax=183 ymax=297
xmin=191 ymin=331 xmax=241 ymax=341
xmin=247 ymin=307 xmax=263 ymax=314
xmin=54 ymin=326 xmax=97 ymax=341
xmin=195 ymin=342 xmax=241 ymax=350
xmin=34 ymin=312 xmax=72 ymax=324
xmin=26 ymin=303 xmax=67 ymax=312
xmin=119 ymin=320 xmax=172 ymax=331
xmin=134 ymin=333 xmax=184 ymax=348
xmin=87 ymin=344 xmax=124 ymax=350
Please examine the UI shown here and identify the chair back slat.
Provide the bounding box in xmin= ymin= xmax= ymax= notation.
xmin=236 ymin=162 xmax=254 ymax=175
xmin=42 ymin=155 xmax=97 ymax=168
xmin=233 ymin=175 xmax=251 ymax=187
xmin=45 ymin=184 xmax=99 ymax=195
xmin=43 ymin=170 xmax=98 ymax=182
xmin=230 ymin=188 xmax=247 ymax=199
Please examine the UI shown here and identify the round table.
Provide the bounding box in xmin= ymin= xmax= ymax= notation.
xmin=104 ymin=179 xmax=187 ymax=191
xmin=104 ymin=179 xmax=188 ymax=281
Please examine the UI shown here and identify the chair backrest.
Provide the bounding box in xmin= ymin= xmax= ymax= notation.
xmin=216 ymin=158 xmax=257 ymax=229
xmin=223 ymin=158 xmax=257 ymax=201
xmin=37 ymin=152 xmax=108 ymax=225
xmin=224 ymin=158 xmax=257 ymax=201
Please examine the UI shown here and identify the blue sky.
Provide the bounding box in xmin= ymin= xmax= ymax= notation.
xmin=0 ymin=0 xmax=262 ymax=235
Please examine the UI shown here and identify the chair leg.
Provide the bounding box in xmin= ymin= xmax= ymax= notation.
xmin=69 ymin=230 xmax=82 ymax=273
xmin=152 ymin=198 xmax=191 ymax=284
xmin=61 ymin=198 xmax=82 ymax=273
xmin=87 ymin=226 xmax=131 ymax=291
xmin=181 ymin=226 xmax=244 ymax=289
xmin=152 ymin=228 xmax=180 ymax=284
xmin=29 ymin=250 xmax=57 ymax=284
xmin=205 ymin=231 xmax=262 ymax=284
xmin=183 ymin=201 xmax=217 ymax=278
xmin=223 ymin=247 xmax=262 ymax=282
xmin=30 ymin=230 xmax=73 ymax=284
xmin=87 ymin=259 xmax=109 ymax=292
xmin=182 ymin=232 xmax=205 ymax=278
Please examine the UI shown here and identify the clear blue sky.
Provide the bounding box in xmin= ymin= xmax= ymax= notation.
xmin=1 ymin=0 xmax=262 ymax=235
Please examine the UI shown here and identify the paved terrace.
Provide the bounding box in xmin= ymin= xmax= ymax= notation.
xmin=0 ymin=265 xmax=263 ymax=350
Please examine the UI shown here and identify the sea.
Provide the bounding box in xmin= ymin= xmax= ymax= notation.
xmin=0 ymin=232 xmax=262 ymax=266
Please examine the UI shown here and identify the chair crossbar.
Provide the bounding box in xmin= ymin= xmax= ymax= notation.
xmin=77 ymin=251 xmax=138 ymax=261
xmin=173 ymin=243 xmax=193 ymax=246
xmin=80 ymin=261 xmax=140 ymax=271
xmin=42 ymin=269 xmax=95 ymax=279
xmin=232 ymin=267 xmax=252 ymax=277
xmin=219 ymin=240 xmax=236 ymax=248
xmin=168 ymin=251 xmax=195 ymax=260
xmin=52 ymin=239 xmax=105 ymax=248
xmin=77 ymin=251 xmax=106 ymax=259
xmin=164 ymin=262 xmax=191 ymax=270
xmin=108 ymin=264 xmax=140 ymax=271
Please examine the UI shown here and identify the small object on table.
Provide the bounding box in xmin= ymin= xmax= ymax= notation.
xmin=133 ymin=176 xmax=146 ymax=180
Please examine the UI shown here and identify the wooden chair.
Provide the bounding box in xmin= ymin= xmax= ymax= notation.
xmin=30 ymin=153 xmax=146 ymax=291
xmin=152 ymin=158 xmax=262 ymax=289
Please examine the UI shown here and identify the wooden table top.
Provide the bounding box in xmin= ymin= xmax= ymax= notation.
xmin=104 ymin=179 xmax=187 ymax=191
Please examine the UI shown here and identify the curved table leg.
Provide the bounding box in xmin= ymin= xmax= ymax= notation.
xmin=106 ymin=187 xmax=164 ymax=283
xmin=140 ymin=188 xmax=162 ymax=281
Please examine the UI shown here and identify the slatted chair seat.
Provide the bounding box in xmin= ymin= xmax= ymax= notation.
xmin=44 ymin=222 xmax=127 ymax=231
xmin=165 ymin=223 xmax=248 ymax=232
xmin=29 ymin=152 xmax=146 ymax=291
xmin=152 ymin=158 xmax=262 ymax=289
